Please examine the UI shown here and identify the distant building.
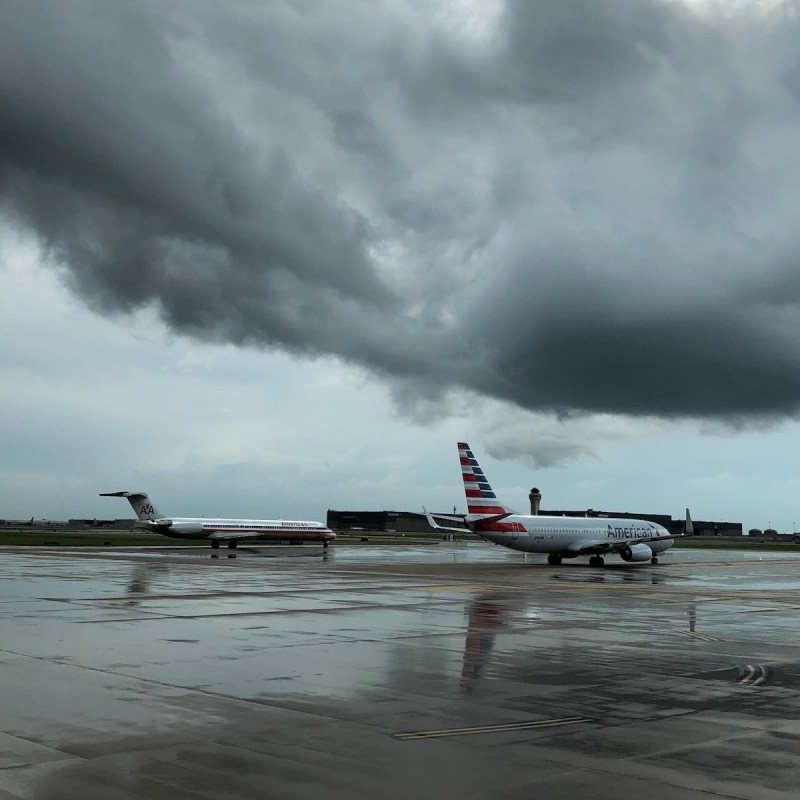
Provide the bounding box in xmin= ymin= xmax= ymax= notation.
xmin=327 ymin=510 xmax=457 ymax=533
xmin=67 ymin=519 xmax=137 ymax=530
xmin=689 ymin=520 xmax=743 ymax=537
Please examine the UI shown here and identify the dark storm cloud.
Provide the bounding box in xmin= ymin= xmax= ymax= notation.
xmin=3 ymin=0 xmax=800 ymax=420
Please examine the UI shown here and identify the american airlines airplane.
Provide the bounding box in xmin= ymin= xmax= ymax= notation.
xmin=425 ymin=442 xmax=691 ymax=566
xmin=100 ymin=491 xmax=336 ymax=550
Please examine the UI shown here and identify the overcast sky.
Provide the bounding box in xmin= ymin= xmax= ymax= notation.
xmin=3 ymin=0 xmax=800 ymax=532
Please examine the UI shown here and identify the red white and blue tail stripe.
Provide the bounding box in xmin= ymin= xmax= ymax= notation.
xmin=458 ymin=442 xmax=515 ymax=516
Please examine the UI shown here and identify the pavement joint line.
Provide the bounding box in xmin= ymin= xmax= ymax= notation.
xmin=0 ymin=647 xmax=362 ymax=728
xmin=394 ymin=716 xmax=591 ymax=740
xmin=680 ymin=630 xmax=720 ymax=642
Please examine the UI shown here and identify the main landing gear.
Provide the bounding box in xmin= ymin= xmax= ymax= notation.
xmin=547 ymin=554 xmax=562 ymax=566
xmin=589 ymin=555 xmax=605 ymax=567
xmin=651 ymin=556 xmax=659 ymax=565
xmin=211 ymin=540 xmax=237 ymax=550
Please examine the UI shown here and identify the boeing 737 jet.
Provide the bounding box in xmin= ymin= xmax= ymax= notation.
xmin=101 ymin=491 xmax=336 ymax=550
xmin=425 ymin=443 xmax=691 ymax=566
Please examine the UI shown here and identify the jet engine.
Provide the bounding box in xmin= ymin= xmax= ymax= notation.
xmin=156 ymin=521 xmax=204 ymax=536
xmin=620 ymin=543 xmax=653 ymax=562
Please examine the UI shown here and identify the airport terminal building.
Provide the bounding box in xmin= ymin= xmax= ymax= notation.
xmin=326 ymin=510 xmax=440 ymax=533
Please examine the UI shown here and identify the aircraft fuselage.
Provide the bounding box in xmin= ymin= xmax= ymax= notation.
xmin=475 ymin=515 xmax=674 ymax=557
xmin=140 ymin=517 xmax=336 ymax=543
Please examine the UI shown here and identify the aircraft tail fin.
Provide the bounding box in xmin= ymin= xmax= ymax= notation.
xmin=457 ymin=443 xmax=516 ymax=516
xmin=685 ymin=508 xmax=694 ymax=536
xmin=100 ymin=491 xmax=162 ymax=521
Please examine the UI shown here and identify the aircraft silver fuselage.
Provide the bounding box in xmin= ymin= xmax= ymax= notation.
xmin=474 ymin=514 xmax=674 ymax=557
xmin=138 ymin=517 xmax=336 ymax=542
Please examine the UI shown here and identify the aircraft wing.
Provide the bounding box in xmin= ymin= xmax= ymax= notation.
xmin=207 ymin=531 xmax=248 ymax=542
xmin=207 ymin=530 xmax=276 ymax=542
xmin=206 ymin=530 xmax=333 ymax=542
xmin=577 ymin=532 xmax=691 ymax=555
xmin=423 ymin=509 xmax=467 ymax=533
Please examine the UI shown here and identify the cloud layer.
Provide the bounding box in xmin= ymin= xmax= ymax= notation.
xmin=4 ymin=0 xmax=800 ymax=420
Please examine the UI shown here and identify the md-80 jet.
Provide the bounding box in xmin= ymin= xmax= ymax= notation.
xmin=101 ymin=491 xmax=336 ymax=550
xmin=425 ymin=443 xmax=691 ymax=566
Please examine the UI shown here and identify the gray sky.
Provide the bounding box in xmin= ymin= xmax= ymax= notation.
xmin=2 ymin=0 xmax=800 ymax=532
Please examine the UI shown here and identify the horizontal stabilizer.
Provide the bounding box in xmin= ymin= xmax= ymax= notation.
xmin=428 ymin=513 xmax=466 ymax=523
xmin=424 ymin=508 xmax=511 ymax=532
xmin=101 ymin=490 xmax=162 ymax=521
xmin=423 ymin=507 xmax=469 ymax=533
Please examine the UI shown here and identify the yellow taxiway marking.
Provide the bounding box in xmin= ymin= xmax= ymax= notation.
xmin=753 ymin=667 xmax=769 ymax=686
xmin=738 ymin=664 xmax=756 ymax=684
xmin=395 ymin=716 xmax=590 ymax=740
xmin=738 ymin=664 xmax=769 ymax=685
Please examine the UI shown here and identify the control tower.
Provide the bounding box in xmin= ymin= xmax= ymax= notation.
xmin=529 ymin=487 xmax=542 ymax=515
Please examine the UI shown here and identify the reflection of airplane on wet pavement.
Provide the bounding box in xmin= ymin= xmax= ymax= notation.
xmin=461 ymin=595 xmax=509 ymax=693
xmin=427 ymin=443 xmax=692 ymax=567
xmin=125 ymin=561 xmax=171 ymax=606
xmin=101 ymin=491 xmax=336 ymax=550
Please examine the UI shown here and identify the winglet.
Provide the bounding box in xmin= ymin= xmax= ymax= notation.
xmin=423 ymin=507 xmax=441 ymax=530
xmin=685 ymin=508 xmax=694 ymax=536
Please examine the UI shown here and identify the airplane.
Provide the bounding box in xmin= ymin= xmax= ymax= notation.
xmin=100 ymin=491 xmax=336 ymax=550
xmin=461 ymin=593 xmax=510 ymax=694
xmin=424 ymin=442 xmax=692 ymax=567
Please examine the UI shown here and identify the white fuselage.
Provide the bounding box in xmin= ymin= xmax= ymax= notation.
xmin=475 ymin=515 xmax=674 ymax=557
xmin=141 ymin=517 xmax=336 ymax=542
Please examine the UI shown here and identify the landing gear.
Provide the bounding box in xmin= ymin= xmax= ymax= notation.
xmin=211 ymin=540 xmax=220 ymax=550
xmin=547 ymin=554 xmax=562 ymax=566
xmin=323 ymin=539 xmax=329 ymax=550
xmin=227 ymin=540 xmax=238 ymax=550
xmin=651 ymin=556 xmax=659 ymax=565
xmin=589 ymin=555 xmax=605 ymax=567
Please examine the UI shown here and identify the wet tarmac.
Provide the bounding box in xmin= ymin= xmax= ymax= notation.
xmin=1 ymin=543 xmax=799 ymax=799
